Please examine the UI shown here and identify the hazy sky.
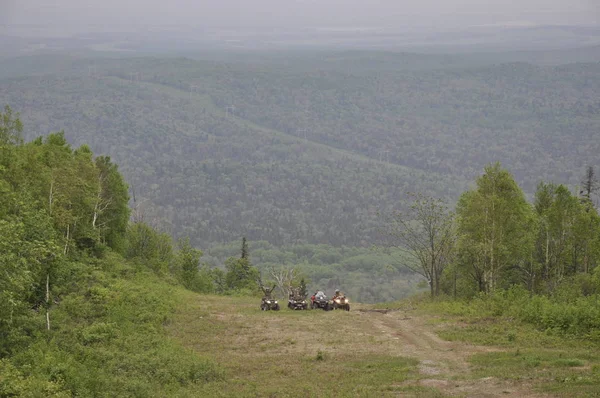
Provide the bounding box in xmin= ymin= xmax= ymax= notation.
xmin=2 ymin=0 xmax=598 ymax=30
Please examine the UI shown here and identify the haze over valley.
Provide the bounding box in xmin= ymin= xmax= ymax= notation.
xmin=3 ymin=1 xmax=600 ymax=396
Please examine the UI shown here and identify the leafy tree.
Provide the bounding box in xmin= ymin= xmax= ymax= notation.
xmin=175 ymin=237 xmax=213 ymax=293
xmin=299 ymin=277 xmax=307 ymax=297
xmin=0 ymin=105 xmax=23 ymax=146
xmin=456 ymin=163 xmax=535 ymax=293
xmin=93 ymin=156 xmax=130 ymax=252
xmin=533 ymin=182 xmax=600 ymax=292
xmin=211 ymin=268 xmax=227 ymax=294
xmin=125 ymin=222 xmax=173 ymax=273
xmin=224 ymin=257 xmax=259 ymax=292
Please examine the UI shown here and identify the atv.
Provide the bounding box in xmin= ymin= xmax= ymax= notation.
xmin=288 ymin=294 xmax=308 ymax=310
xmin=310 ymin=291 xmax=332 ymax=311
xmin=260 ymin=297 xmax=280 ymax=311
xmin=332 ymin=294 xmax=350 ymax=311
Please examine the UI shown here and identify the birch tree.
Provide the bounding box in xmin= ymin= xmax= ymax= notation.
xmin=456 ymin=163 xmax=534 ymax=293
xmin=386 ymin=193 xmax=456 ymax=297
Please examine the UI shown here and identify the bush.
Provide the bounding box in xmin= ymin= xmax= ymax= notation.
xmin=0 ymin=359 xmax=70 ymax=398
xmin=425 ymin=283 xmax=600 ymax=338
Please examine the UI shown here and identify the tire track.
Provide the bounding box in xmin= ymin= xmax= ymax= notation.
xmin=365 ymin=310 xmax=548 ymax=397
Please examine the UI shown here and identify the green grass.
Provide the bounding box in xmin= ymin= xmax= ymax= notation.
xmin=469 ymin=350 xmax=600 ymax=395
xmin=1 ymin=261 xmax=226 ymax=398
xmin=412 ymin=299 xmax=600 ymax=396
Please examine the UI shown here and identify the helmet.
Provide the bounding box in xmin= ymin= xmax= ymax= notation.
xmin=335 ymin=289 xmax=340 ymax=294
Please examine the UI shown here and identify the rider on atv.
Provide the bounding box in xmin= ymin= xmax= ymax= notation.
xmin=332 ymin=289 xmax=343 ymax=301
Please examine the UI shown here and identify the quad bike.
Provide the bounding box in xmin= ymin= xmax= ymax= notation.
xmin=287 ymin=295 xmax=308 ymax=310
xmin=260 ymin=297 xmax=280 ymax=311
xmin=332 ymin=294 xmax=350 ymax=311
xmin=310 ymin=291 xmax=332 ymax=311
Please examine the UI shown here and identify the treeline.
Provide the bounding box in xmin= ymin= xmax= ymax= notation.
xmin=0 ymin=71 xmax=463 ymax=247
xmin=204 ymin=241 xmax=423 ymax=303
xmin=450 ymin=163 xmax=600 ymax=297
xmin=389 ymin=163 xmax=600 ymax=336
xmin=0 ymin=105 xmax=268 ymax=357
xmin=1 ymin=105 xmax=129 ymax=353
xmin=0 ymin=106 xmax=256 ymax=395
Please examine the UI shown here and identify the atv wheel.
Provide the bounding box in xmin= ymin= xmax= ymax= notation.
xmin=261 ymin=304 xmax=268 ymax=311
xmin=346 ymin=305 xmax=350 ymax=312
xmin=274 ymin=304 xmax=280 ymax=311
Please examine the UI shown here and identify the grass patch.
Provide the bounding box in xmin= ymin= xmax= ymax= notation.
xmin=411 ymin=297 xmax=600 ymax=396
xmin=169 ymin=294 xmax=424 ymax=397
xmin=469 ymin=350 xmax=600 ymax=394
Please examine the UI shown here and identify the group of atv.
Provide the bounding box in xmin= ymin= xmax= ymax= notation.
xmin=260 ymin=289 xmax=350 ymax=312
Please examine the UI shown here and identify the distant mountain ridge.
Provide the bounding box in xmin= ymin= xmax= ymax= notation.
xmin=0 ymin=52 xmax=597 ymax=246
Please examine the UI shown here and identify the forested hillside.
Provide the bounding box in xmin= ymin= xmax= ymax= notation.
xmin=0 ymin=52 xmax=598 ymax=247
xmin=0 ymin=106 xmax=224 ymax=396
xmin=2 ymin=105 xmax=599 ymax=395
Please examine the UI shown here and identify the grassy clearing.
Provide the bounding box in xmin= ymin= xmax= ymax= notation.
xmin=169 ymin=294 xmax=428 ymax=397
xmin=166 ymin=290 xmax=600 ymax=397
xmin=404 ymin=298 xmax=600 ymax=396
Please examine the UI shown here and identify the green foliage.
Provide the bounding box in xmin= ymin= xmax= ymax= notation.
xmin=421 ymin=285 xmax=600 ymax=338
xmin=456 ymin=163 xmax=536 ymax=293
xmin=224 ymin=257 xmax=259 ymax=293
xmin=205 ymin=241 xmax=423 ymax=303
xmin=175 ymin=237 xmax=214 ymax=293
xmin=93 ymin=156 xmax=130 ymax=253
xmin=3 ymin=269 xmax=225 ymax=397
xmin=125 ymin=222 xmax=174 ymax=273
xmin=0 ymin=105 xmax=23 ymax=146
xmin=315 ymin=350 xmax=325 ymax=361
xmin=1 ymin=109 xmax=226 ymax=396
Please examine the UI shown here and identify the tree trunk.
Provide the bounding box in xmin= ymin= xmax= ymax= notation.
xmin=46 ymin=272 xmax=50 ymax=331
xmin=64 ymin=224 xmax=70 ymax=255
xmin=49 ymin=180 xmax=54 ymax=216
xmin=453 ymin=268 xmax=457 ymax=298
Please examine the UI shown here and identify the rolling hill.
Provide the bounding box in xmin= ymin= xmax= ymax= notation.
xmin=1 ymin=52 xmax=598 ymax=247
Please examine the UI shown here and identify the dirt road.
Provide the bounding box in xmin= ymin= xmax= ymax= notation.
xmin=360 ymin=308 xmax=546 ymax=397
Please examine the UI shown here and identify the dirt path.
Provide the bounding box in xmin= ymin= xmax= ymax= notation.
xmin=359 ymin=309 xmax=548 ymax=397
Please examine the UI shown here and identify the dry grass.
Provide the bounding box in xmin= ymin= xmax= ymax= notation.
xmin=168 ymin=293 xmax=427 ymax=397
xmin=167 ymin=292 xmax=559 ymax=397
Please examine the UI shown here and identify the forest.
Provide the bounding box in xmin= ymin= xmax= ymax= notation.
xmin=2 ymin=104 xmax=600 ymax=395
xmin=0 ymin=52 xmax=598 ymax=249
xmin=0 ymin=106 xmax=263 ymax=395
